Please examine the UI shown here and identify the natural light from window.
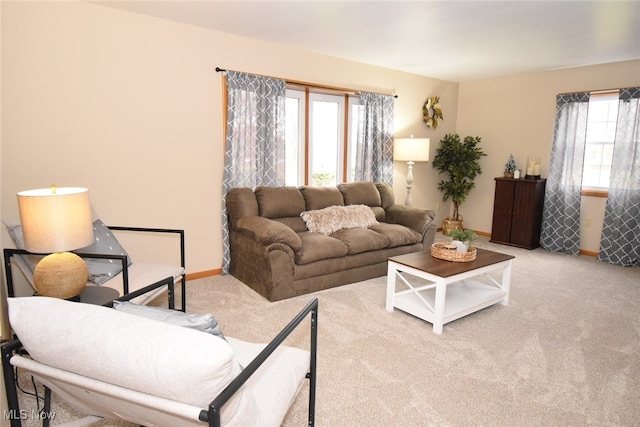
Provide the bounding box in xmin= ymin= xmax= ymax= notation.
xmin=285 ymin=94 xmax=303 ymax=186
xmin=311 ymin=97 xmax=341 ymax=186
xmin=285 ymin=89 xmax=359 ymax=187
xmin=583 ymin=92 xmax=619 ymax=190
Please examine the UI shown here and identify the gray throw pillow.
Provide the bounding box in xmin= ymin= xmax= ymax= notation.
xmin=79 ymin=219 xmax=132 ymax=285
xmin=112 ymin=301 xmax=227 ymax=341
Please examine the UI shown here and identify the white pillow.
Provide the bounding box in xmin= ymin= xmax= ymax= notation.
xmin=300 ymin=204 xmax=379 ymax=235
xmin=8 ymin=297 xmax=260 ymax=426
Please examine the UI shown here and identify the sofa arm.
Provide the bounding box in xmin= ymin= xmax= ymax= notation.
xmin=236 ymin=217 xmax=303 ymax=251
xmin=384 ymin=205 xmax=436 ymax=235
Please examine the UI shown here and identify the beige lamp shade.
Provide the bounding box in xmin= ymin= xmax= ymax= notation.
xmin=17 ymin=186 xmax=94 ymax=299
xmin=394 ymin=137 xmax=430 ymax=162
xmin=18 ymin=187 xmax=94 ymax=253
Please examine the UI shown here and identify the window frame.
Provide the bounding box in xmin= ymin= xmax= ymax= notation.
xmin=284 ymin=89 xmax=306 ymax=186
xmin=285 ymin=85 xmax=358 ymax=186
xmin=581 ymin=90 xmax=620 ymax=197
xmin=308 ymin=92 xmax=345 ymax=186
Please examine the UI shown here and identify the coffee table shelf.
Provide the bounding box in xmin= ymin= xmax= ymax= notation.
xmin=386 ymin=249 xmax=514 ymax=334
xmin=393 ymin=279 xmax=508 ymax=326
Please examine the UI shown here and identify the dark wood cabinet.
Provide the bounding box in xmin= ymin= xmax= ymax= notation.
xmin=490 ymin=177 xmax=546 ymax=249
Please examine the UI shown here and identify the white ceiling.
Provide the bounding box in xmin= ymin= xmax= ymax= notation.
xmin=93 ymin=0 xmax=640 ymax=82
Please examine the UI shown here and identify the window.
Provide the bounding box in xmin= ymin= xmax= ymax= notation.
xmin=284 ymin=91 xmax=304 ymax=186
xmin=583 ymin=91 xmax=619 ymax=191
xmin=310 ymin=93 xmax=343 ymax=186
xmin=285 ymin=88 xmax=359 ymax=187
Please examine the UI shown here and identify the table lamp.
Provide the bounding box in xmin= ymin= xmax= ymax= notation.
xmin=394 ymin=136 xmax=430 ymax=206
xmin=17 ymin=186 xmax=94 ymax=299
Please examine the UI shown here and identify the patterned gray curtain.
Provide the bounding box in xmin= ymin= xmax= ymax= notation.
xmin=354 ymin=92 xmax=394 ymax=183
xmin=540 ymin=92 xmax=590 ymax=255
xmin=221 ymin=71 xmax=286 ymax=273
xmin=598 ymin=87 xmax=640 ymax=267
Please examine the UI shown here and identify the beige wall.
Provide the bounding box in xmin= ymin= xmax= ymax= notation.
xmin=456 ymin=60 xmax=640 ymax=251
xmin=0 ymin=2 xmax=636 ymax=286
xmin=0 ymin=1 xmax=458 ymax=276
xmin=1 ymin=1 xmax=7 ymax=421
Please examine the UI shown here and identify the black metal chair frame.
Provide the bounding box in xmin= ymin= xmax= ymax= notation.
xmin=3 ymin=225 xmax=187 ymax=311
xmin=1 ymin=285 xmax=318 ymax=427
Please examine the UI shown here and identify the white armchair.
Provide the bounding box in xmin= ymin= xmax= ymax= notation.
xmin=2 ymin=291 xmax=318 ymax=426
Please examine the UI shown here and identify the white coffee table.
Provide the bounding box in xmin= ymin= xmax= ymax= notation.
xmin=386 ymin=248 xmax=514 ymax=334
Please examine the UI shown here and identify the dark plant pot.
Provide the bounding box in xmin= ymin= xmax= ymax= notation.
xmin=504 ymin=171 xmax=514 ymax=178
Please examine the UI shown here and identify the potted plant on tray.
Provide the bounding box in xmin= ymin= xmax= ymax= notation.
xmin=449 ymin=229 xmax=478 ymax=253
xmin=432 ymin=133 xmax=487 ymax=235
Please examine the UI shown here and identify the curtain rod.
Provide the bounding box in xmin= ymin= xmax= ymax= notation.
xmin=215 ymin=67 xmax=398 ymax=98
xmin=558 ymin=87 xmax=622 ymax=96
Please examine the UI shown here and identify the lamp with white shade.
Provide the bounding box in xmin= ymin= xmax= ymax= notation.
xmin=394 ymin=136 xmax=430 ymax=206
xmin=17 ymin=186 xmax=94 ymax=299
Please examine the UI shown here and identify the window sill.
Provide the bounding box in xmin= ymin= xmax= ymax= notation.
xmin=581 ymin=189 xmax=608 ymax=198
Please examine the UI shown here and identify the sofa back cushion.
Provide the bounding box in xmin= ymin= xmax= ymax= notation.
xmin=299 ymin=186 xmax=344 ymax=210
xmin=338 ymin=182 xmax=382 ymax=207
xmin=255 ymin=187 xmax=306 ymax=218
xmin=338 ymin=182 xmax=385 ymax=221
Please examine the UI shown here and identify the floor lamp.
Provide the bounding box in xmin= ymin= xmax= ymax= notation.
xmin=394 ymin=137 xmax=430 ymax=206
xmin=17 ymin=186 xmax=94 ymax=299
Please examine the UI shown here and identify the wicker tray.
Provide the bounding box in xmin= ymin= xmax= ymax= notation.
xmin=431 ymin=242 xmax=477 ymax=262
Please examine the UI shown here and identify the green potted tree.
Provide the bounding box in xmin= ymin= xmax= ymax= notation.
xmin=432 ymin=133 xmax=487 ymax=235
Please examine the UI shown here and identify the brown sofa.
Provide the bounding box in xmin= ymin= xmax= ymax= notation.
xmin=226 ymin=182 xmax=436 ymax=301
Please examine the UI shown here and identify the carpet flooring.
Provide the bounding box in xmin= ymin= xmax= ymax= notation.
xmin=13 ymin=236 xmax=640 ymax=426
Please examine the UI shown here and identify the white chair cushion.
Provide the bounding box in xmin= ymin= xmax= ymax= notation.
xmin=8 ymin=297 xmax=260 ymax=426
xmin=227 ymin=337 xmax=310 ymax=427
xmin=101 ymin=261 xmax=185 ymax=304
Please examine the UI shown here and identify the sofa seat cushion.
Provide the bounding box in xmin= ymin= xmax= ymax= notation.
xmin=330 ymin=228 xmax=389 ymax=255
xmin=370 ymin=223 xmax=422 ymax=248
xmin=295 ymin=232 xmax=348 ymax=265
xmin=293 ymin=244 xmax=422 ymax=281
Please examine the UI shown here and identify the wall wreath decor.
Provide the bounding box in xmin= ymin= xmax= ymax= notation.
xmin=423 ymin=96 xmax=443 ymax=129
